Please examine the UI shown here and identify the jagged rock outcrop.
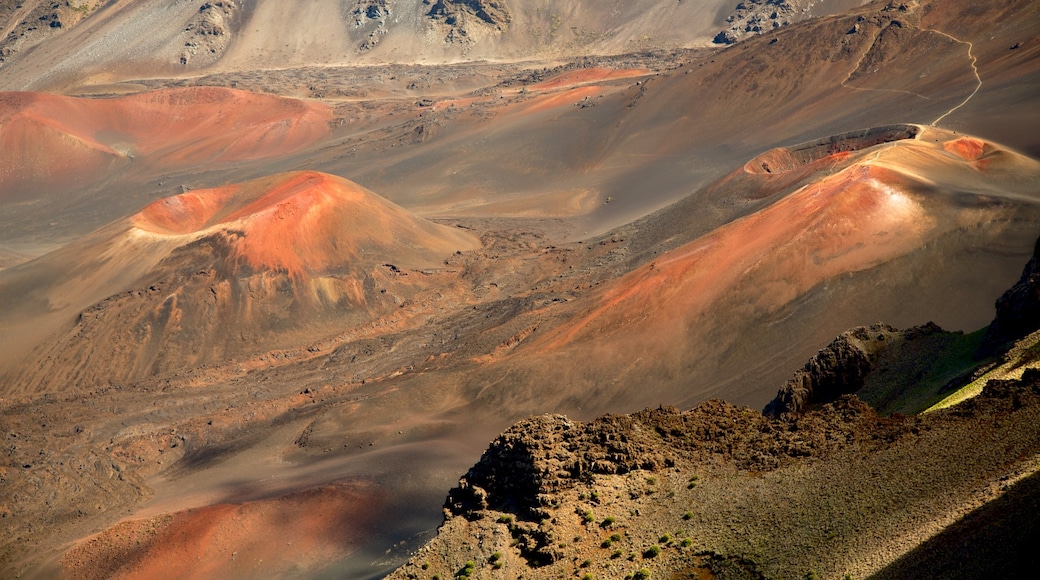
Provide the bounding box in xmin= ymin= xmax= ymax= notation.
xmin=447 ymin=400 xmax=882 ymax=522
xmin=764 ymin=322 xmax=948 ymax=417
xmin=179 ymin=2 xmax=237 ymax=66
xmin=441 ymin=400 xmax=879 ymax=566
xmin=425 ymin=0 xmax=510 ymax=44
xmin=978 ymin=235 xmax=1040 ymax=357
xmin=353 ymin=0 xmax=391 ymax=51
xmin=395 ymin=362 xmax=1040 ymax=580
xmin=445 ymin=413 xmax=676 ymax=522
xmin=713 ymin=0 xmax=797 ymax=45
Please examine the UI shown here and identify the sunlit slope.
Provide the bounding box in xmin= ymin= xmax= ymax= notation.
xmin=485 ymin=127 xmax=1040 ymax=411
xmin=0 ymin=0 xmax=873 ymax=92
xmin=0 ymin=87 xmax=331 ymax=200
xmin=0 ymin=171 xmax=479 ymax=397
xmin=320 ymin=0 xmax=1040 ymax=236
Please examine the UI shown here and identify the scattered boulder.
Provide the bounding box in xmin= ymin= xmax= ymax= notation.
xmin=713 ymin=0 xmax=797 ymax=45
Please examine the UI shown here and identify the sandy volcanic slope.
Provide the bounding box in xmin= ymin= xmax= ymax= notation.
xmin=0 ymin=86 xmax=333 ymax=261
xmin=0 ymin=0 xmax=1037 ymax=578
xmin=0 ymin=170 xmax=479 ymax=395
xmin=298 ymin=0 xmax=1040 ymax=239
xmin=0 ymin=0 xmax=873 ymax=92
xmin=4 ymin=126 xmax=1037 ymax=579
xmin=476 ymin=127 xmax=1040 ymax=410
xmin=60 ymin=482 xmax=390 ymax=580
xmin=0 ymin=87 xmax=331 ymax=199
xmin=2 ymin=0 xmax=1036 ymax=250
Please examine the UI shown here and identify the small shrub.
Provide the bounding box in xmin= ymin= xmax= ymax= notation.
xmin=610 ymin=533 xmax=622 ymax=543
xmin=583 ymin=574 xmax=594 ymax=580
xmin=602 ymin=538 xmax=613 ymax=548
xmin=659 ymin=533 xmax=671 ymax=544
xmin=682 ymin=511 xmax=693 ymax=520
xmin=581 ymin=559 xmax=592 ymax=568
xmin=687 ymin=475 xmax=699 ymax=489
xmin=600 ymin=516 xmax=616 ymax=528
xmin=611 ymin=549 xmax=623 ymax=559
xmin=489 ymin=552 xmax=502 ymax=563
xmin=422 ymin=562 xmax=430 ymax=570
xmin=497 ymin=514 xmax=513 ymax=524
xmin=643 ymin=545 xmax=661 ymax=558
xmin=456 ymin=560 xmax=475 ymax=578
xmin=583 ymin=510 xmax=595 ymax=523
xmin=681 ymin=537 xmax=693 ymax=547
xmin=646 ymin=476 xmax=657 ymax=485
xmin=634 ymin=568 xmax=652 ymax=580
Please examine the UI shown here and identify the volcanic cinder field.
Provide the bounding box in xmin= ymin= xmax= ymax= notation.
xmin=1 ymin=0 xmax=1039 ymax=578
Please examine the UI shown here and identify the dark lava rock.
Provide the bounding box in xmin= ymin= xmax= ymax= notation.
xmin=978 ymin=235 xmax=1040 ymax=357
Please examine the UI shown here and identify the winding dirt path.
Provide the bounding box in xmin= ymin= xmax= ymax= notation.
xmin=837 ymin=1 xmax=982 ymax=121
xmin=925 ymin=27 xmax=982 ymax=125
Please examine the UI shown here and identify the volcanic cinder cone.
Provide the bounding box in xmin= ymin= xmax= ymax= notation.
xmin=479 ymin=126 xmax=1040 ymax=411
xmin=0 ymin=170 xmax=479 ymax=397
xmin=0 ymin=87 xmax=331 ymax=201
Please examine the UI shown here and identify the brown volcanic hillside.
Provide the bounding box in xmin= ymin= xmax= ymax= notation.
xmin=0 ymin=171 xmax=479 ymax=397
xmin=311 ymin=0 xmax=1040 ymax=240
xmin=0 ymin=0 xmax=871 ymax=93
xmin=0 ymin=87 xmax=331 ymax=201
xmin=473 ymin=126 xmax=1040 ymax=410
xmin=389 ymin=370 xmax=1040 ymax=580
xmin=0 ymin=0 xmax=1038 ymax=578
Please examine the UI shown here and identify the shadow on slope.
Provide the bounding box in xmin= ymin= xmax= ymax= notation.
xmin=870 ymin=469 xmax=1040 ymax=580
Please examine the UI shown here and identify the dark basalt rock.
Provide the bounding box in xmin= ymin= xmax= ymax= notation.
xmin=978 ymin=235 xmax=1040 ymax=357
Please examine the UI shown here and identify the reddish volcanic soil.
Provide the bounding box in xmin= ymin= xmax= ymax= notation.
xmin=0 ymin=0 xmax=1038 ymax=578
xmin=131 ymin=171 xmax=480 ymax=280
xmin=0 ymin=170 xmax=480 ymax=396
xmin=61 ymin=482 xmax=387 ymax=580
xmin=0 ymin=87 xmax=331 ymax=200
xmin=485 ymin=127 xmax=1040 ymax=409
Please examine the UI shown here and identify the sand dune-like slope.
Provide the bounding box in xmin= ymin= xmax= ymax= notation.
xmin=492 ymin=127 xmax=1040 ymax=409
xmin=60 ymin=482 xmax=387 ymax=580
xmin=0 ymin=170 xmax=479 ymax=397
xmin=0 ymin=87 xmax=331 ymax=200
xmin=0 ymin=0 xmax=871 ymax=93
xmin=0 ymin=0 xmax=1037 ymax=577
xmin=319 ymin=0 xmax=1040 ymax=237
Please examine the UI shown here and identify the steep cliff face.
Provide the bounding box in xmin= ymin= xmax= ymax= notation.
xmin=978 ymin=235 xmax=1040 ymax=357
xmin=764 ymin=322 xmax=949 ymax=417
xmin=393 ymin=235 xmax=1040 ymax=579
xmin=391 ymin=371 xmax=1040 ymax=580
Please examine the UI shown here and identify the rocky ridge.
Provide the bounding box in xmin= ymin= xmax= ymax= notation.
xmin=178 ymin=1 xmax=237 ymax=66
xmin=426 ymin=0 xmax=511 ymax=45
xmin=979 ymin=233 xmax=1040 ymax=357
xmin=391 ymin=366 xmax=1040 ymax=579
xmin=390 ymin=239 xmax=1040 ymax=579
xmin=764 ymin=321 xmax=948 ymax=417
xmin=713 ymin=0 xmax=799 ymax=44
